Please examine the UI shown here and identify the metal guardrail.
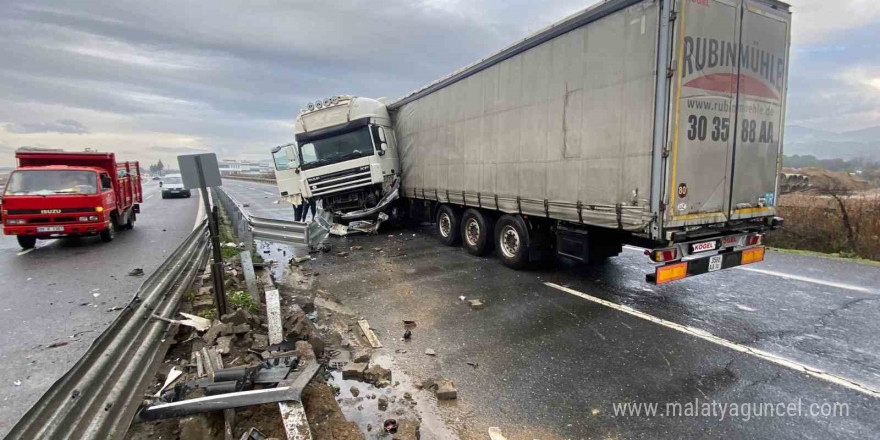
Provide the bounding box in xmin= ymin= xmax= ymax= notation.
xmin=6 ymin=221 xmax=210 ymax=440
xmin=222 ymin=175 xmax=277 ymax=184
xmin=213 ymin=187 xmax=313 ymax=246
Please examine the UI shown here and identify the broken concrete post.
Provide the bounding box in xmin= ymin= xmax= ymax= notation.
xmin=265 ymin=289 xmax=283 ymax=345
xmin=220 ymin=308 xmax=251 ymax=326
xmin=351 ymin=348 xmax=371 ymax=364
xmin=342 ymin=363 xmax=368 ymax=380
xmin=433 ymin=379 xmax=457 ymax=400
xmin=216 ymin=335 xmax=237 ymax=355
xmin=238 ymin=250 xmax=261 ymax=303
xmin=364 ymin=365 xmax=392 ymax=384
xmin=203 ymin=321 xmax=232 ymax=345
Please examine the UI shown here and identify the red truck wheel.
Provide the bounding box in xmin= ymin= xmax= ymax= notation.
xmin=17 ymin=236 xmax=37 ymax=250
xmin=100 ymin=218 xmax=117 ymax=242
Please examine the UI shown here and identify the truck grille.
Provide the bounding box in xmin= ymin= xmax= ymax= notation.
xmin=306 ymin=166 xmax=372 ymax=197
xmin=27 ymin=216 xmax=79 ymax=224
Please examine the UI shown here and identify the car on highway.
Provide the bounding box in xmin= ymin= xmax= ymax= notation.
xmin=151 ymin=175 xmax=161 ymax=181
xmin=160 ymin=174 xmax=191 ymax=199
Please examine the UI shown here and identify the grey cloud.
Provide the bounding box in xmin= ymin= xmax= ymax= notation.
xmin=5 ymin=119 xmax=89 ymax=134
xmin=0 ymin=0 xmax=877 ymax=164
xmin=149 ymin=145 xmax=208 ymax=154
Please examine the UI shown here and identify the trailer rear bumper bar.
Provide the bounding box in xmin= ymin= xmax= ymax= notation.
xmin=647 ymin=246 xmax=765 ymax=284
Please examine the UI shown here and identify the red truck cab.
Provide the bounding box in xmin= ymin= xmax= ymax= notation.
xmin=0 ymin=149 xmax=143 ymax=249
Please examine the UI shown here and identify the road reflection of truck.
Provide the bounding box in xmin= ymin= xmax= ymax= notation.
xmin=273 ymin=0 xmax=791 ymax=284
xmin=1 ymin=149 xmax=143 ymax=249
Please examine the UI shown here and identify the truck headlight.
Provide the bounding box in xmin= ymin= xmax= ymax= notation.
xmin=79 ymin=216 xmax=100 ymax=222
xmin=6 ymin=219 xmax=26 ymax=225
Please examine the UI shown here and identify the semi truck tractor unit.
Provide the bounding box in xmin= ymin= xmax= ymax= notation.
xmin=274 ymin=95 xmax=400 ymax=220
xmin=275 ymin=0 xmax=791 ymax=284
xmin=1 ymin=149 xmax=143 ymax=249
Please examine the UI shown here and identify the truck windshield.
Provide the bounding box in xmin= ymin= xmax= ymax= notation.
xmin=4 ymin=170 xmax=98 ymax=196
xmin=298 ymin=126 xmax=374 ymax=170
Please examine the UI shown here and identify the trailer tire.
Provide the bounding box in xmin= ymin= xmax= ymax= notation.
xmin=17 ymin=236 xmax=36 ymax=250
xmin=436 ymin=205 xmax=461 ymax=246
xmin=124 ymin=211 xmax=135 ymax=230
xmin=461 ymin=209 xmax=494 ymax=256
xmin=100 ymin=217 xmax=117 ymax=242
xmin=495 ymin=214 xmax=529 ymax=269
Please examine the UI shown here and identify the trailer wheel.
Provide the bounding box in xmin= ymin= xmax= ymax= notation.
xmin=435 ymin=205 xmax=461 ymax=246
xmin=495 ymin=214 xmax=529 ymax=269
xmin=100 ymin=217 xmax=117 ymax=242
xmin=124 ymin=211 xmax=135 ymax=230
xmin=461 ymin=209 xmax=494 ymax=256
xmin=17 ymin=236 xmax=36 ymax=250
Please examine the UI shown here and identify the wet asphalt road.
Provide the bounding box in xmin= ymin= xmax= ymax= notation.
xmin=0 ymin=181 xmax=200 ymax=437
xmin=224 ymin=180 xmax=880 ymax=440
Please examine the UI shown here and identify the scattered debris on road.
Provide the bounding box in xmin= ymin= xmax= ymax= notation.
xmin=357 ymin=319 xmax=382 ymax=348
xmin=488 ymin=426 xmax=508 ymax=440
xmin=467 ymin=299 xmax=485 ymax=309
xmin=128 ymin=268 xmax=145 ymax=277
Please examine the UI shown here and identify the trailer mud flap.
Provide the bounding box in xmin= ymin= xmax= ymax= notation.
xmin=647 ymin=246 xmax=764 ymax=284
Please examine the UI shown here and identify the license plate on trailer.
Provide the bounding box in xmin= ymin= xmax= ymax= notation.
xmin=36 ymin=226 xmax=64 ymax=233
xmin=708 ymin=255 xmax=723 ymax=272
xmin=690 ymin=240 xmax=718 ymax=253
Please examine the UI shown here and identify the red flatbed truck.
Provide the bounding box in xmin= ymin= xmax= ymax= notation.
xmin=0 ymin=149 xmax=143 ymax=249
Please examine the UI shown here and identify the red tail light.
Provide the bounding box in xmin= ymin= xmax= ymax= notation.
xmin=649 ymin=248 xmax=679 ymax=263
xmin=746 ymin=234 xmax=764 ymax=246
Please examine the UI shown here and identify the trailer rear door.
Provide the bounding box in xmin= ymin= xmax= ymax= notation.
xmin=667 ymin=0 xmax=742 ymax=226
xmin=667 ymin=0 xmax=789 ymax=227
xmin=728 ymin=1 xmax=790 ymax=220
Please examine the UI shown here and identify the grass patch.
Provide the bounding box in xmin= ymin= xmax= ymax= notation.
xmin=220 ymin=246 xmax=239 ymax=260
xmin=227 ymin=290 xmax=260 ymax=314
xmin=184 ymin=289 xmax=197 ymax=304
xmin=196 ymin=308 xmax=217 ymax=321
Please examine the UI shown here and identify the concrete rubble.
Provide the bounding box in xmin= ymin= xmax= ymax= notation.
xmin=126 ymin=225 xmax=461 ymax=440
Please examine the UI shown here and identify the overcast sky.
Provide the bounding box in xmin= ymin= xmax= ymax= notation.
xmin=0 ymin=0 xmax=878 ymax=167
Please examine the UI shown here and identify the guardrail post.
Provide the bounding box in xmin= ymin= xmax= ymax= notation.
xmin=239 ymin=230 xmax=260 ymax=303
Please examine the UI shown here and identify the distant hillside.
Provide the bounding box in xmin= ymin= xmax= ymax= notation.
xmin=784 ymin=125 xmax=880 ymax=161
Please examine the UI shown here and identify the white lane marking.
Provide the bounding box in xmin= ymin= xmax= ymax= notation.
xmin=623 ymin=245 xmax=875 ymax=294
xmin=544 ymin=282 xmax=880 ymax=398
xmin=145 ymin=194 xmax=154 ymax=200
xmin=193 ymin=190 xmax=205 ymax=231
xmin=17 ymin=248 xmax=35 ymax=256
xmin=736 ymin=267 xmax=876 ymax=294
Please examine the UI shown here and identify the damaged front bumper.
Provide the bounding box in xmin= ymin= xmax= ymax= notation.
xmin=336 ymin=180 xmax=400 ymax=222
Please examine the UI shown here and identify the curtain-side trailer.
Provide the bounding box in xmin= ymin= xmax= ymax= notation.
xmin=281 ymin=0 xmax=791 ymax=283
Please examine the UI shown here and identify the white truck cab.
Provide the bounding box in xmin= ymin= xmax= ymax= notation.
xmin=280 ymin=95 xmax=399 ymax=219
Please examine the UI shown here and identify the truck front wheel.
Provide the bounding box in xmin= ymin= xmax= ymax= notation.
xmin=17 ymin=236 xmax=37 ymax=250
xmin=495 ymin=214 xmax=530 ymax=269
xmin=436 ymin=205 xmax=461 ymax=246
xmin=461 ymin=208 xmax=494 ymax=256
xmin=100 ymin=218 xmax=117 ymax=242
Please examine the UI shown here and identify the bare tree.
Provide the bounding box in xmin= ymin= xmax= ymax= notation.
xmin=814 ymin=181 xmax=858 ymax=255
